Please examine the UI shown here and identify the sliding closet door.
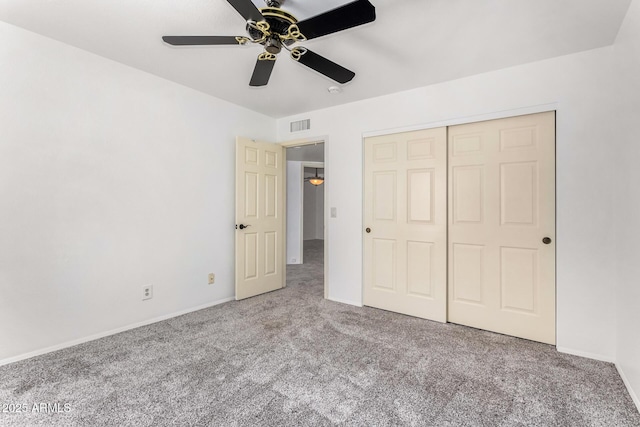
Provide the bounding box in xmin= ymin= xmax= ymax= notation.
xmin=447 ymin=112 xmax=556 ymax=344
xmin=364 ymin=128 xmax=448 ymax=322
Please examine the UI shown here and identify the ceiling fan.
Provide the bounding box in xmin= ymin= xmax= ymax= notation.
xmin=162 ymin=0 xmax=376 ymax=87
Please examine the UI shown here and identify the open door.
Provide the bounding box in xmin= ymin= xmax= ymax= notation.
xmin=235 ymin=137 xmax=286 ymax=300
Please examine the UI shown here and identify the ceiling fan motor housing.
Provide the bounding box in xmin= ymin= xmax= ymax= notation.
xmin=246 ymin=7 xmax=298 ymax=46
xmin=265 ymin=37 xmax=282 ymax=54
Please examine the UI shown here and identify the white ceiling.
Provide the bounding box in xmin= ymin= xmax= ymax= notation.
xmin=0 ymin=0 xmax=631 ymax=118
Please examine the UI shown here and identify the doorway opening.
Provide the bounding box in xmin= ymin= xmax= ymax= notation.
xmin=285 ymin=142 xmax=327 ymax=298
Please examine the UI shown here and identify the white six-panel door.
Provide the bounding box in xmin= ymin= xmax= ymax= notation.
xmin=448 ymin=112 xmax=556 ymax=344
xmin=235 ymin=137 xmax=285 ymax=300
xmin=363 ymin=112 xmax=556 ymax=344
xmin=364 ymin=128 xmax=448 ymax=322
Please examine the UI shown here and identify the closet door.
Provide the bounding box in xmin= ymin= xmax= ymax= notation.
xmin=364 ymin=128 xmax=448 ymax=322
xmin=448 ymin=112 xmax=556 ymax=344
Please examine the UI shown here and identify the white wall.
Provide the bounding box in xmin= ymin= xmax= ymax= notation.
xmin=303 ymin=169 xmax=324 ymax=241
xmin=0 ymin=22 xmax=276 ymax=362
xmin=277 ymin=46 xmax=620 ymax=361
xmin=286 ymin=161 xmax=303 ymax=264
xmin=613 ymin=0 xmax=640 ymax=409
xmin=303 ymin=179 xmax=317 ymax=240
xmin=315 ymin=182 xmax=324 ymax=239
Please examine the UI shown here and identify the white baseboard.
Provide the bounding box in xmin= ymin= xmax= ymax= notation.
xmin=326 ymin=296 xmax=363 ymax=307
xmin=617 ymin=363 xmax=640 ymax=412
xmin=557 ymin=348 xmax=639 ymax=411
xmin=556 ymin=346 xmax=616 ymax=363
xmin=0 ymin=297 xmax=234 ymax=367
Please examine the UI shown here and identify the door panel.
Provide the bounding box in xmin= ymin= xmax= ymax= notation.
xmin=447 ymin=111 xmax=556 ymax=344
xmin=235 ymin=137 xmax=285 ymax=300
xmin=451 ymin=243 xmax=485 ymax=305
xmin=452 ymin=166 xmax=484 ymax=223
xmin=243 ymin=232 xmax=258 ymax=280
xmin=372 ymin=238 xmax=396 ymax=290
xmin=264 ymin=174 xmax=278 ymax=218
xmin=407 ymin=169 xmax=434 ymax=222
xmin=373 ymin=171 xmax=397 ymax=220
xmin=500 ymin=247 xmax=537 ymax=313
xmin=500 ymin=161 xmax=537 ymax=225
xmin=407 ymin=241 xmax=433 ymax=297
xmin=364 ymin=128 xmax=447 ymax=322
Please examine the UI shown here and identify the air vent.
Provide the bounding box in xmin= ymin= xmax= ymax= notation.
xmin=290 ymin=119 xmax=311 ymax=133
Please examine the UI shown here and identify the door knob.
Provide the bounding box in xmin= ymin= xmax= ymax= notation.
xmin=542 ymin=237 xmax=552 ymax=244
xmin=365 ymin=228 xmax=371 ymax=233
xmin=238 ymin=224 xmax=251 ymax=230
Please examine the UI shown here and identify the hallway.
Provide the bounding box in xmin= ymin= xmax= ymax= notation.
xmin=286 ymin=239 xmax=324 ymax=295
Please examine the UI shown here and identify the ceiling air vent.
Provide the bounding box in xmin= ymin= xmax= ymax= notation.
xmin=290 ymin=119 xmax=311 ymax=133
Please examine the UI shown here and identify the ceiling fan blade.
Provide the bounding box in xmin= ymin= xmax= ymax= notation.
xmin=249 ymin=54 xmax=276 ymax=87
xmin=227 ymin=0 xmax=264 ymax=22
xmin=296 ymin=0 xmax=375 ymax=40
xmin=292 ymin=48 xmax=355 ymax=84
xmin=162 ymin=36 xmax=246 ymax=46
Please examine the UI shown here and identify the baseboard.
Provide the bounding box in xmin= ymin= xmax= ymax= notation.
xmin=557 ymin=348 xmax=640 ymax=411
xmin=556 ymin=346 xmax=616 ymax=363
xmin=326 ymin=296 xmax=363 ymax=307
xmin=0 ymin=297 xmax=234 ymax=367
xmin=616 ymin=363 xmax=640 ymax=412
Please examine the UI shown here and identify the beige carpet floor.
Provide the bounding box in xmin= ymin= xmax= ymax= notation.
xmin=1 ymin=239 xmax=638 ymax=426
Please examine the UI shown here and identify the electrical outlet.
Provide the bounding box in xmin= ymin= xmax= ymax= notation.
xmin=142 ymin=285 xmax=153 ymax=300
xmin=208 ymin=273 xmax=215 ymax=285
